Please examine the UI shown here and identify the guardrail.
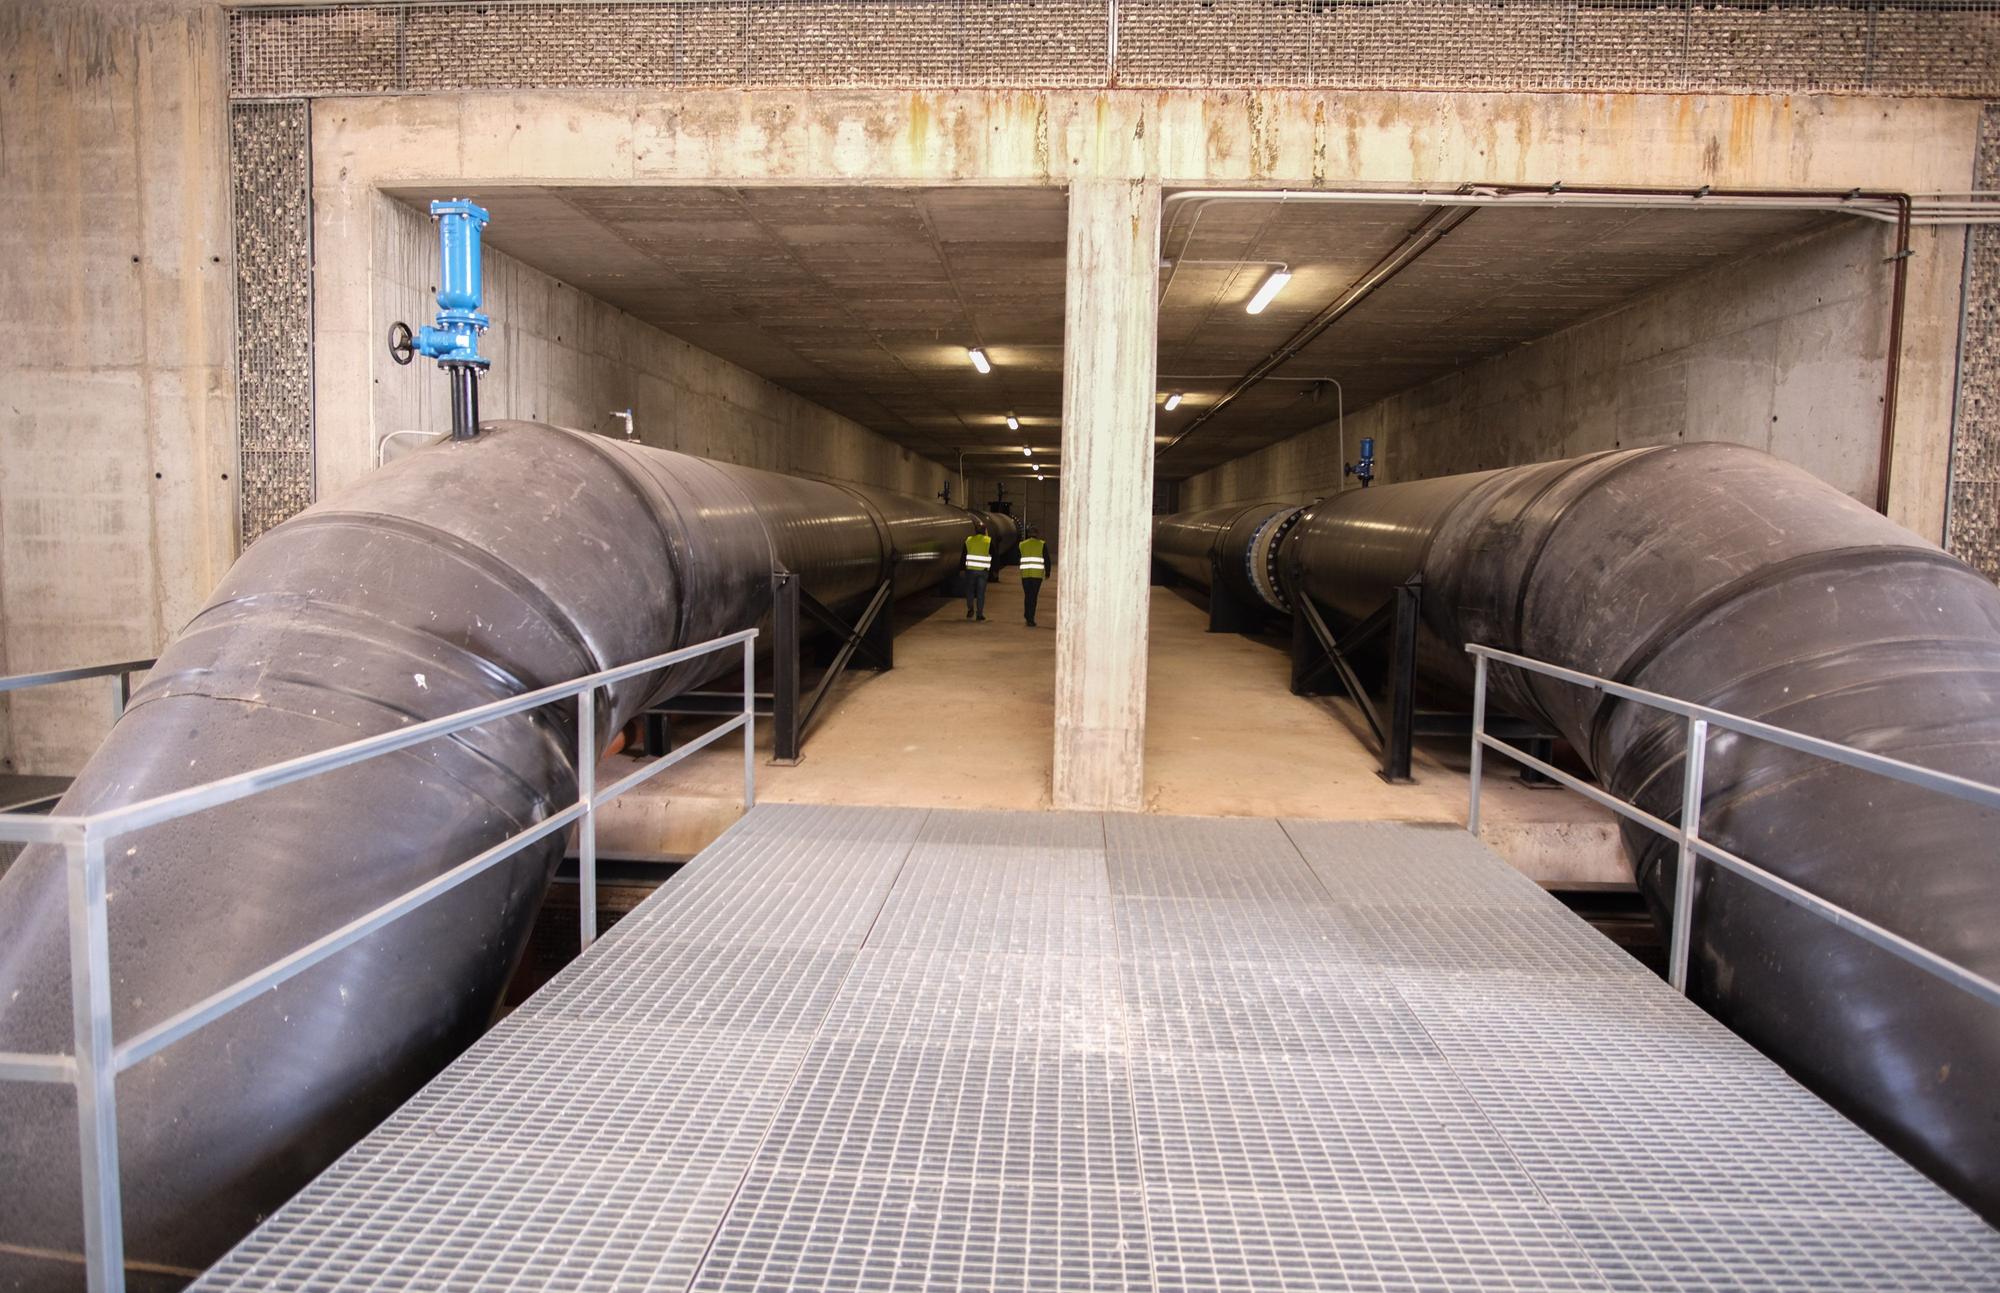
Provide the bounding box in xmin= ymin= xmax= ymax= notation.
xmin=0 ymin=656 xmax=156 ymax=720
xmin=0 ymin=629 xmax=758 ymax=1293
xmin=1464 ymin=643 xmax=2000 ymax=1010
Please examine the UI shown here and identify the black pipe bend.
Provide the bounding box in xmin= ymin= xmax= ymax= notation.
xmin=0 ymin=422 xmax=975 ymax=1283
xmin=1282 ymin=441 xmax=2000 ymax=1221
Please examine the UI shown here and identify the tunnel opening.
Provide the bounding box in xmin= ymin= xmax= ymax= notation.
xmin=1145 ymin=192 xmax=1914 ymax=885
xmin=357 ymin=183 xmax=1922 ymax=919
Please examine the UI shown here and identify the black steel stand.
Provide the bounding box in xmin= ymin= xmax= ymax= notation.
xmin=1290 ymin=577 xmax=1556 ymax=785
xmin=642 ymin=571 xmax=896 ymax=765
xmin=1203 ymin=555 xmax=1260 ymax=634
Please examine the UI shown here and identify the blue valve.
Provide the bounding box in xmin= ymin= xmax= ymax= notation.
xmin=388 ymin=199 xmax=492 ymax=439
xmin=414 ymin=200 xmax=490 ymax=368
xmin=1346 ymin=436 xmax=1376 ymax=488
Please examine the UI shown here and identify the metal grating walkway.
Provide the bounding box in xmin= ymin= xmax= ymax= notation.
xmin=193 ymin=805 xmax=2000 ymax=1291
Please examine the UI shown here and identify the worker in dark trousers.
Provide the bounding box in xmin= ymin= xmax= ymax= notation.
xmin=1019 ymin=527 xmax=1049 ymax=627
xmin=963 ymin=521 xmax=992 ymax=621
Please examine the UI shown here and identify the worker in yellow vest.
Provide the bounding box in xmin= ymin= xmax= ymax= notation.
xmin=1019 ymin=527 xmax=1049 ymax=627
xmin=963 ymin=521 xmax=992 ymax=621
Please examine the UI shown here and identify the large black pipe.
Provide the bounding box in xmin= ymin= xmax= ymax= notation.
xmin=1271 ymin=442 xmax=2000 ymax=1219
xmin=974 ymin=509 xmax=1021 ymax=574
xmin=1151 ymin=501 xmax=1306 ymax=616
xmin=0 ymin=422 xmax=976 ymax=1285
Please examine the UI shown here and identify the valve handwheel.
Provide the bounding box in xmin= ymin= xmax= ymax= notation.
xmin=387 ymin=321 xmax=416 ymax=366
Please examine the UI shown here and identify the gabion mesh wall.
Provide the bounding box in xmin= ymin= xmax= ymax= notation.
xmin=1948 ymin=103 xmax=2000 ymax=582
xmin=231 ymin=101 xmax=316 ymax=546
xmin=229 ymin=0 xmax=1997 ymax=99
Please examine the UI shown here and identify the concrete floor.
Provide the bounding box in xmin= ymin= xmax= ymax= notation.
xmin=604 ymin=575 xmax=1624 ymax=884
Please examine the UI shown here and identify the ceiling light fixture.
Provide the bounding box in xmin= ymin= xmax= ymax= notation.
xmin=1006 ymin=413 xmax=1020 ymax=431
xmin=1163 ymin=392 xmax=1183 ymax=412
xmin=1020 ymin=444 xmax=1031 ymax=456
xmin=1245 ymin=268 xmax=1292 ymax=315
xmin=967 ymin=347 xmax=991 ymax=374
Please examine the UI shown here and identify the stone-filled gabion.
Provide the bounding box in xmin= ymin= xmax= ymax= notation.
xmin=1949 ymin=103 xmax=2000 ymax=583
xmin=231 ymin=101 xmax=316 ymax=546
xmin=228 ymin=1 xmax=2000 ymax=100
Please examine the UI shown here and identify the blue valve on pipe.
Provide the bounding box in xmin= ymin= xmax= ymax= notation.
xmin=1346 ymin=436 xmax=1376 ymax=488
xmin=388 ymin=199 xmax=492 ymax=439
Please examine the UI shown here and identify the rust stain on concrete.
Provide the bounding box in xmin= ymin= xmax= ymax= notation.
xmin=1311 ymin=99 xmax=1328 ymax=188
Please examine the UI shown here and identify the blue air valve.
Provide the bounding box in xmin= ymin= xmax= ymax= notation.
xmin=388 ymin=199 xmax=492 ymax=440
xmin=1345 ymin=436 xmax=1376 ymax=488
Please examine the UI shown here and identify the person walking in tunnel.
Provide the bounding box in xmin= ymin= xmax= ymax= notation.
xmin=1019 ymin=527 xmax=1050 ymax=627
xmin=964 ymin=520 xmax=992 ymax=620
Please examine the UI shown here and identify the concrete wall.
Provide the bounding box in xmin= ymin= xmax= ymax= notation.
xmin=370 ymin=195 xmax=950 ymax=498
xmin=309 ymin=89 xmax=1983 ymax=545
xmin=1180 ymin=218 xmax=1952 ymax=527
xmin=0 ymin=2 xmax=237 ymax=776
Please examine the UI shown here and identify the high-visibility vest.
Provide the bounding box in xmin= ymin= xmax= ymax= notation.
xmin=1019 ymin=538 xmax=1047 ymax=579
xmin=964 ymin=533 xmax=992 ymax=571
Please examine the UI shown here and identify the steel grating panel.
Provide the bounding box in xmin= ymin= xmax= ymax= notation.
xmin=195 ymin=807 xmax=1998 ymax=1290
xmin=1105 ymin=811 xmax=1325 ymax=900
xmin=759 ymin=1034 xmax=1137 ymax=1187
xmin=692 ymin=1169 xmax=1152 ymax=1292
xmin=1557 ymin=1202 xmax=2000 ymax=1292
xmin=1114 ymin=894 xmax=1357 ymax=965
xmin=1336 ymin=901 xmax=1656 ymax=978
xmin=1131 ymin=1049 xmax=1542 ymax=1204
xmin=1282 ymin=818 xmax=1555 ymax=907
xmin=1145 ymin=1185 xmax=1616 ymax=1293
xmin=1119 ymin=956 xmax=1432 ymax=1061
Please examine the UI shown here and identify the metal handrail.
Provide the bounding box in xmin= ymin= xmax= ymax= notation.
xmin=1464 ymin=644 xmax=2000 ymax=1011
xmin=0 ymin=629 xmax=759 ymax=1293
xmin=0 ymin=657 xmax=155 ymax=726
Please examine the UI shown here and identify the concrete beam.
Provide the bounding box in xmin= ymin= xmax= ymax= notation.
xmin=1053 ymin=177 xmax=1160 ymax=811
xmin=311 ymin=88 xmax=1983 ymax=522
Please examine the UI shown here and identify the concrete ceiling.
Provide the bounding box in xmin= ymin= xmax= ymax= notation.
xmin=391 ymin=185 xmax=1830 ymax=481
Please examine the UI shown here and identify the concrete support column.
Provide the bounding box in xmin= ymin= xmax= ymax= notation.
xmin=1053 ymin=177 xmax=1160 ymax=811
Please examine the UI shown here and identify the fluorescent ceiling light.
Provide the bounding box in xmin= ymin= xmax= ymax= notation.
xmin=1006 ymin=413 xmax=1020 ymax=431
xmin=1035 ymin=473 xmax=1044 ymax=481
xmin=967 ymin=347 xmax=991 ymax=374
xmin=1020 ymin=444 xmax=1031 ymax=455
xmin=1163 ymin=392 xmax=1183 ymax=411
xmin=1245 ymin=269 xmax=1292 ymax=315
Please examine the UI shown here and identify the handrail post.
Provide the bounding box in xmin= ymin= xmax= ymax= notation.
xmin=742 ymin=637 xmax=756 ymax=809
xmin=576 ymin=685 xmax=598 ymax=949
xmin=1669 ymin=715 xmax=1708 ymax=994
xmin=68 ymin=833 xmax=125 ymax=1293
xmin=111 ymin=672 xmax=131 ymax=722
xmin=1467 ymin=651 xmax=1488 ymax=835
